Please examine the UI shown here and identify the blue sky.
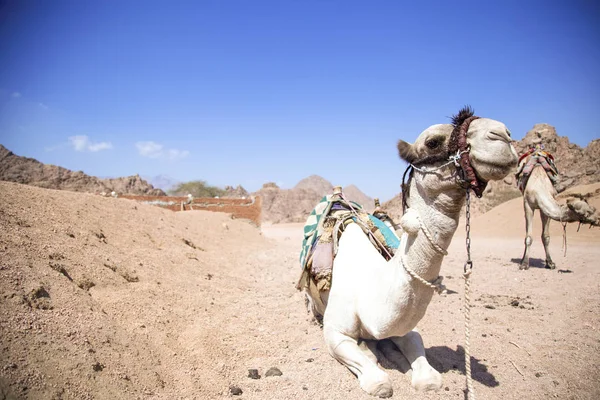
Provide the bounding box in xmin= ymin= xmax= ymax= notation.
xmin=1 ymin=0 xmax=598 ymax=201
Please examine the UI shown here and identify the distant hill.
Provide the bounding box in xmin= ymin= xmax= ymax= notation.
xmin=143 ymin=174 xmax=180 ymax=191
xmin=255 ymin=175 xmax=374 ymax=223
xmin=294 ymin=175 xmax=334 ymax=196
xmin=468 ymin=123 xmax=600 ymax=216
xmin=0 ymin=144 xmax=165 ymax=196
xmin=223 ymin=185 xmax=250 ymax=198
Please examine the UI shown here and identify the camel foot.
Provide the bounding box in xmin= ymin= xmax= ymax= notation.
xmin=545 ymin=261 xmax=556 ymax=270
xmin=411 ymin=365 xmax=443 ymax=392
xmin=359 ymin=369 xmax=393 ymax=398
xmin=519 ymin=257 xmax=530 ymax=270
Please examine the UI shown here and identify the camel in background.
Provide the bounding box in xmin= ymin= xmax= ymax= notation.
xmin=516 ymin=143 xmax=599 ymax=269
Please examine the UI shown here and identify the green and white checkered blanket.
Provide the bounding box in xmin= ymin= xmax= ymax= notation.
xmin=300 ymin=195 xmax=333 ymax=270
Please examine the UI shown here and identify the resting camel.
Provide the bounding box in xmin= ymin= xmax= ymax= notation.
xmin=302 ymin=107 xmax=518 ymax=397
xmin=517 ymin=145 xmax=599 ymax=270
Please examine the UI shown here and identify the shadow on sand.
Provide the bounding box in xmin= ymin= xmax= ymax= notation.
xmin=426 ymin=345 xmax=499 ymax=388
xmin=375 ymin=341 xmax=499 ymax=388
xmin=510 ymin=257 xmax=547 ymax=269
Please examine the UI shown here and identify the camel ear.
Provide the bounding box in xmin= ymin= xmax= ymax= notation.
xmin=397 ymin=140 xmax=417 ymax=164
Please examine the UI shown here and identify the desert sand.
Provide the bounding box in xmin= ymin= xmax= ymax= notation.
xmin=1 ymin=180 xmax=599 ymax=399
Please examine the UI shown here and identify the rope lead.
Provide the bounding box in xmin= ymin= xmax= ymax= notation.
xmin=464 ymin=188 xmax=475 ymax=400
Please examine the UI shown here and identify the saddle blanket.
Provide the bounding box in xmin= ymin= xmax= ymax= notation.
xmin=297 ymin=194 xmax=400 ymax=291
xmin=516 ymin=150 xmax=559 ymax=193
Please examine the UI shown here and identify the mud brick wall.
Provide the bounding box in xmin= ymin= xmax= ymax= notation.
xmin=119 ymin=195 xmax=262 ymax=226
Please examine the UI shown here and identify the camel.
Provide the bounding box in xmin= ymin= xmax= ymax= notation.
xmin=517 ymin=146 xmax=599 ymax=270
xmin=301 ymin=107 xmax=518 ymax=397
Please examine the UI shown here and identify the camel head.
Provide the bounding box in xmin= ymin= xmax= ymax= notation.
xmin=397 ymin=107 xmax=518 ymax=204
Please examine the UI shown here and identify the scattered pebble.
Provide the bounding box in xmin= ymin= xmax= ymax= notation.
xmin=92 ymin=362 xmax=104 ymax=372
xmin=265 ymin=367 xmax=282 ymax=377
xmin=247 ymin=369 xmax=260 ymax=379
xmin=229 ymin=385 xmax=243 ymax=395
xmin=3 ymin=363 xmax=17 ymax=371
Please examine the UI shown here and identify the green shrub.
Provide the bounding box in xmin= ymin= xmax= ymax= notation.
xmin=168 ymin=180 xmax=226 ymax=198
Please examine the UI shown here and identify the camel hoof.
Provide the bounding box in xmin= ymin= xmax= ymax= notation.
xmin=519 ymin=264 xmax=530 ymax=270
xmin=359 ymin=371 xmax=393 ymax=398
xmin=412 ymin=367 xmax=443 ymax=392
xmin=545 ymin=263 xmax=556 ymax=270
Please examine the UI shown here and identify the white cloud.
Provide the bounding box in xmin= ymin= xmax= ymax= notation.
xmin=136 ymin=141 xmax=189 ymax=161
xmin=166 ymin=148 xmax=190 ymax=161
xmin=88 ymin=142 xmax=113 ymax=152
xmin=136 ymin=141 xmax=163 ymax=158
xmin=11 ymin=92 xmax=21 ymax=98
xmin=68 ymin=135 xmax=113 ymax=152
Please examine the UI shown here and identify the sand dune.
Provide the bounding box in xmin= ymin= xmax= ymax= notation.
xmin=1 ymin=180 xmax=599 ymax=399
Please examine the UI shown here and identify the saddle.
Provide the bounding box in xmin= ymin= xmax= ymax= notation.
xmin=297 ymin=190 xmax=400 ymax=293
xmin=515 ymin=149 xmax=559 ymax=193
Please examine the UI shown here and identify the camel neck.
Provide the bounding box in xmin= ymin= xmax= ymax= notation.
xmin=397 ymin=179 xmax=465 ymax=282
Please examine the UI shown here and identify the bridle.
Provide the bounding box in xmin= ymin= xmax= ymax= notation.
xmin=401 ymin=108 xmax=486 ymax=213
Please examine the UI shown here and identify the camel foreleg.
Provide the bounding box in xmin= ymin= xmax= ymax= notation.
xmin=540 ymin=212 xmax=556 ymax=269
xmin=324 ymin=325 xmax=393 ymax=398
xmin=390 ymin=330 xmax=442 ymax=391
xmin=520 ymin=200 xmax=534 ymax=270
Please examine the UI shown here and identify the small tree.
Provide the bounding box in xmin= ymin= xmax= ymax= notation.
xmin=168 ymin=180 xmax=226 ymax=198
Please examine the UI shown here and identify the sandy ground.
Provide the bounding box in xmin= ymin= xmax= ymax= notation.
xmin=1 ymin=181 xmax=599 ymax=400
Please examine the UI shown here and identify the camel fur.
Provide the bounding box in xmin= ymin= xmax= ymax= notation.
xmin=303 ymin=110 xmax=518 ymax=397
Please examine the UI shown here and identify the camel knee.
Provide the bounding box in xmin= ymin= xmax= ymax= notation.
xmin=324 ymin=326 xmax=353 ymax=355
xmin=524 ymin=236 xmax=533 ymax=246
xmin=541 ymin=234 xmax=550 ymax=246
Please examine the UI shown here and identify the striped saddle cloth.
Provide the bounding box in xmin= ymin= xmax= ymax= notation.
xmin=297 ymin=194 xmax=400 ymax=292
xmin=516 ymin=150 xmax=559 ymax=193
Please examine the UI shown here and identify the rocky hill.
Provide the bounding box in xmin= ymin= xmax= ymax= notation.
xmin=143 ymin=174 xmax=180 ymax=192
xmin=224 ymin=185 xmax=250 ymax=198
xmin=383 ymin=124 xmax=600 ymax=219
xmin=470 ymin=124 xmax=600 ymax=215
xmin=255 ymin=176 xmax=374 ymax=223
xmin=0 ymin=144 xmax=165 ymax=196
xmin=294 ymin=175 xmax=335 ymax=196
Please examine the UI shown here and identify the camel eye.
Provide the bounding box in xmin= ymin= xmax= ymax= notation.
xmin=426 ymin=139 xmax=440 ymax=150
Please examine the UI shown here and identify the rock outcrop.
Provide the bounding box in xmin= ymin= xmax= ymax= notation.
xmin=0 ymin=144 xmax=165 ymax=195
xmin=223 ymin=185 xmax=250 ymax=198
xmin=255 ymin=176 xmax=374 ymax=223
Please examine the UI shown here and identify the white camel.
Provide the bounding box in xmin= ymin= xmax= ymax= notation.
xmin=518 ymin=152 xmax=599 ymax=270
xmin=303 ymin=108 xmax=518 ymax=397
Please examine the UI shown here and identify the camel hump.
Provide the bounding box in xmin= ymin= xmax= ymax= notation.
xmin=516 ymin=150 xmax=559 ymax=193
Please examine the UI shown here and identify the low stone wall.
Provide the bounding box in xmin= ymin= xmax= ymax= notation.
xmin=119 ymin=195 xmax=262 ymax=226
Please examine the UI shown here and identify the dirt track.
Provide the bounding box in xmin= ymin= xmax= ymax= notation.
xmin=1 ymin=181 xmax=599 ymax=399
